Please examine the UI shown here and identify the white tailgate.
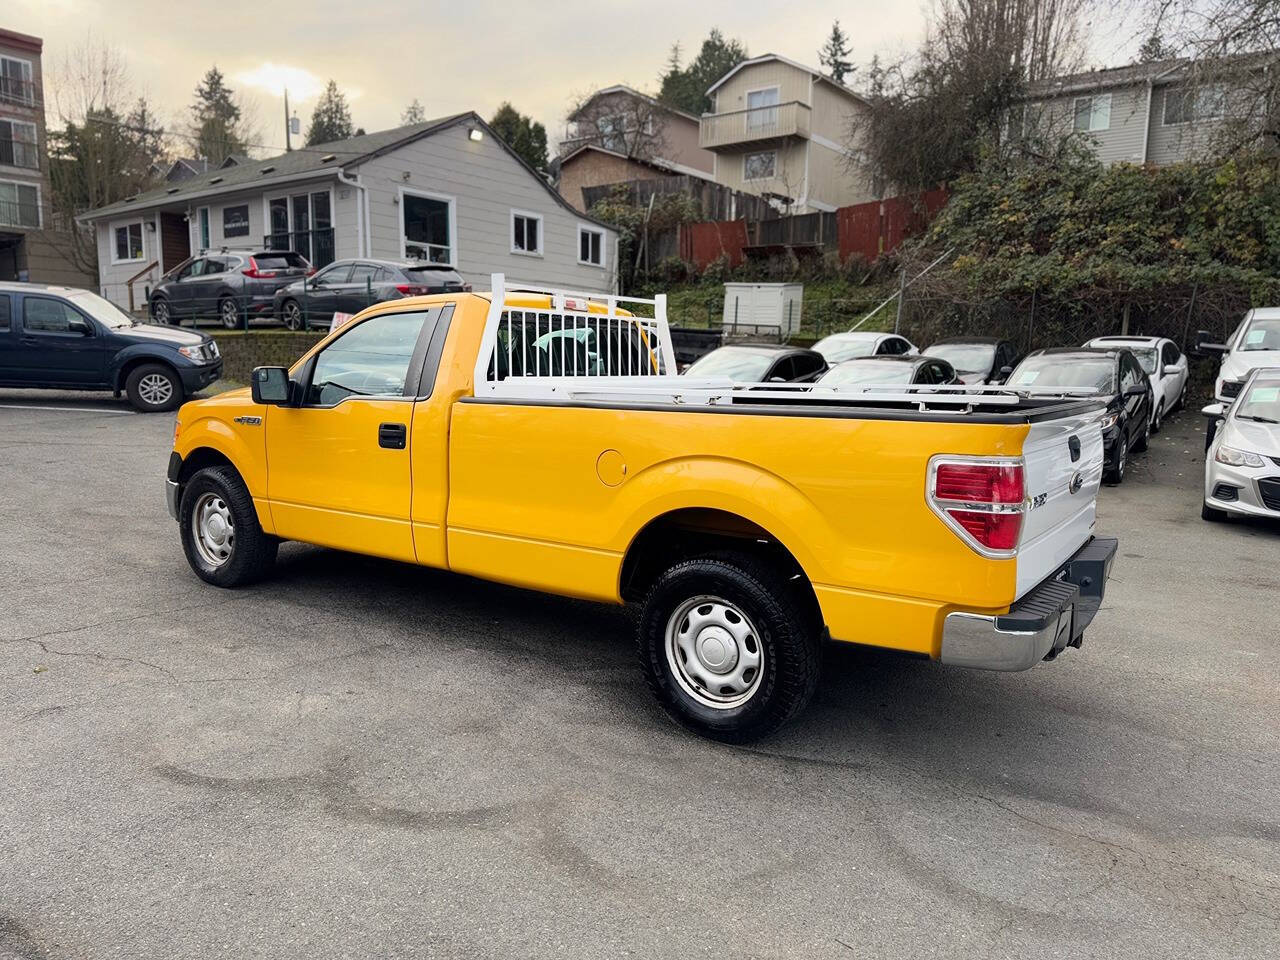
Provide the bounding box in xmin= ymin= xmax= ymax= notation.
xmin=1015 ymin=412 xmax=1105 ymax=598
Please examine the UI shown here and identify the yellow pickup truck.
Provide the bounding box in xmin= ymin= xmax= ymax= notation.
xmin=165 ymin=275 xmax=1117 ymax=741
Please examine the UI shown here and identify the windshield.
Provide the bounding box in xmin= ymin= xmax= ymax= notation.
xmin=685 ymin=349 xmax=776 ymax=382
xmin=1235 ymin=376 xmax=1280 ymax=423
xmin=923 ymin=343 xmax=994 ymax=373
xmin=819 ymin=360 xmax=913 ymax=386
xmin=1008 ymin=356 xmax=1115 ymax=392
xmin=67 ymin=290 xmax=134 ymax=329
xmin=1129 ymin=347 xmax=1158 ymax=374
xmin=1240 ymin=318 xmax=1280 ymax=352
xmin=813 ymin=334 xmax=878 ymax=363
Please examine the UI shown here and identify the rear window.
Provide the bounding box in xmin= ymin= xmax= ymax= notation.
xmin=252 ymin=253 xmax=309 ymax=270
xmin=1010 ymin=356 xmax=1115 ymax=392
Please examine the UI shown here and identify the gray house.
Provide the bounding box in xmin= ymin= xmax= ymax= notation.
xmin=80 ymin=111 xmax=619 ymax=311
xmin=1016 ymin=57 xmax=1253 ymax=166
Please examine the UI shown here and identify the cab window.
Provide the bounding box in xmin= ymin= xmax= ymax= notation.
xmin=23 ymin=297 xmax=86 ymax=333
xmin=1161 ymin=342 xmax=1180 ymax=366
xmin=305 ymin=311 xmax=431 ymax=406
xmin=791 ymin=353 xmax=825 ymax=381
xmin=315 ymin=262 xmax=352 ymax=284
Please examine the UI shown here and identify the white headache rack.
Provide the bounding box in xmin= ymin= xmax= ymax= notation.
xmin=473 ymin=274 xmax=678 ymax=398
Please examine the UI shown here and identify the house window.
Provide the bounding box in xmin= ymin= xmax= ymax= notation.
xmin=747 ymin=87 xmax=780 ymax=129
xmin=578 ymin=225 xmax=605 ymax=267
xmin=0 ymin=179 xmax=39 ymax=227
xmin=1073 ymin=94 xmax=1111 ymax=133
xmin=222 ymin=203 xmax=250 ymax=238
xmin=0 ymin=119 xmax=38 ymax=169
xmin=197 ymin=207 xmax=210 ymax=250
xmin=113 ymin=221 xmax=144 ymax=263
xmin=401 ymin=189 xmax=454 ymax=265
xmin=743 ymin=150 xmax=777 ymax=181
xmin=266 ymin=191 xmax=334 ymax=266
xmin=0 ymin=56 xmax=34 ymax=105
xmin=511 ymin=210 xmax=542 ymax=256
xmin=1163 ymin=85 xmax=1226 ymax=125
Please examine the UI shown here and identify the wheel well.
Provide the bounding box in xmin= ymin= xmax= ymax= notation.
xmin=619 ymin=508 xmax=822 ymax=625
xmin=178 ymin=447 xmax=236 ymax=486
xmin=116 ymin=355 xmax=180 ymax=393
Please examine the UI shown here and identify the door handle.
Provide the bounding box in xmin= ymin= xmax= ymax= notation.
xmin=378 ymin=422 xmax=407 ymax=449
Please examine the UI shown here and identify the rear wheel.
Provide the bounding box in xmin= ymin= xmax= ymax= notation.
xmin=281 ymin=299 xmax=305 ymax=331
xmin=151 ymin=296 xmax=172 ymax=325
xmin=638 ymin=555 xmax=821 ymax=743
xmin=179 ymin=466 xmax=277 ymax=587
xmin=1201 ymin=501 xmax=1228 ymax=522
xmin=219 ymin=296 xmax=241 ymax=329
xmin=125 ymin=363 xmax=183 ymax=413
xmin=1151 ymin=401 xmax=1163 ymax=434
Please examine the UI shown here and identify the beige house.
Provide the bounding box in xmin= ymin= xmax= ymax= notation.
xmin=700 ymin=54 xmax=876 ymax=213
xmin=0 ymin=27 xmax=94 ymax=286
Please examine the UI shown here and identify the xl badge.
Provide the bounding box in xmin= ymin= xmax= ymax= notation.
xmin=1068 ymin=470 xmax=1084 ymax=495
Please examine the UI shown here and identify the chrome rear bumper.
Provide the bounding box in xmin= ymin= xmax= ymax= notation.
xmin=940 ymin=537 xmax=1118 ymax=671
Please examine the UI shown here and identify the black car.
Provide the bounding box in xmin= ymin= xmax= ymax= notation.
xmin=0 ymin=283 xmax=221 ymax=412
xmin=1007 ymin=347 xmax=1153 ymax=484
xmin=922 ymin=336 xmax=1021 ymax=384
xmin=149 ymin=250 xmax=312 ymax=329
xmin=817 ymin=354 xmax=958 ymax=388
xmin=273 ymin=259 xmax=470 ymax=331
xmin=683 ymin=344 xmax=828 ymax=383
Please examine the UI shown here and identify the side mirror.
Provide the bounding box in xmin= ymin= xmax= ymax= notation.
xmin=1201 ymin=402 xmax=1225 ymax=420
xmin=999 ymin=365 xmax=1013 ymax=377
xmin=767 ymin=376 xmax=786 ymax=383
xmin=251 ymin=366 xmax=291 ymax=405
xmin=68 ymin=318 xmax=93 ymax=335
xmin=1192 ymin=329 xmax=1228 ymax=356
xmin=1125 ymin=383 xmax=1147 ymax=397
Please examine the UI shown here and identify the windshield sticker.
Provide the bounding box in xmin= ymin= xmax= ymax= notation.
xmin=1246 ymin=328 xmax=1267 ymax=345
xmin=1249 ymin=387 xmax=1279 ymax=404
xmin=1015 ymin=370 xmax=1040 ymax=385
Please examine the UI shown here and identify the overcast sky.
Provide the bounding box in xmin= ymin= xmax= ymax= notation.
xmin=12 ymin=0 xmax=1143 ymax=156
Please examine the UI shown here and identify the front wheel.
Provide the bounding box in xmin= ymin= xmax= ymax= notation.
xmin=281 ymin=299 xmax=305 ymax=331
xmin=179 ymin=466 xmax=277 ymax=587
xmin=125 ymin=363 xmax=183 ymax=412
xmin=1105 ymin=436 xmax=1127 ymax=485
xmin=638 ymin=555 xmax=821 ymax=743
xmin=1201 ymin=501 xmax=1228 ymax=522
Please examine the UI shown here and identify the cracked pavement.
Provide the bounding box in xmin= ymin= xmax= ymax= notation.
xmin=0 ymin=389 xmax=1277 ymax=959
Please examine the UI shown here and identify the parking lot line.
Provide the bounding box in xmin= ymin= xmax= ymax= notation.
xmin=0 ymin=403 xmax=135 ymax=415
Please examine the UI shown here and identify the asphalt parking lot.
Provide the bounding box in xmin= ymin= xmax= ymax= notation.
xmin=1 ymin=390 xmax=1276 ymax=960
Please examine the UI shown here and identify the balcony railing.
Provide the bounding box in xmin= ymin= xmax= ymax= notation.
xmin=0 ymin=137 xmax=39 ymax=170
xmin=699 ymin=101 xmax=811 ymax=150
xmin=0 ymin=197 xmax=40 ymax=229
xmin=0 ymin=76 xmax=38 ymax=107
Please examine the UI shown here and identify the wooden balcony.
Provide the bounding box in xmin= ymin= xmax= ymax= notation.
xmin=699 ymin=101 xmax=811 ymax=150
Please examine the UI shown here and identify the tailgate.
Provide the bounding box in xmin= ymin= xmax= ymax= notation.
xmin=1016 ymin=411 xmax=1105 ymax=598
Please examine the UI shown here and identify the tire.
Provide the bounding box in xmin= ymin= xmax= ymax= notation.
xmin=281 ymin=299 xmax=305 ymax=331
xmin=125 ymin=362 xmax=183 ymax=413
xmin=638 ymin=554 xmax=821 ymax=743
xmin=1133 ymin=415 xmax=1150 ymax=453
xmin=1151 ymin=401 xmax=1163 ymax=434
xmin=179 ymin=466 xmax=278 ymax=587
xmin=1105 ymin=436 xmax=1127 ymax=485
xmin=219 ymin=296 xmax=241 ymax=330
xmin=151 ymin=296 xmax=173 ymax=326
xmin=1201 ymin=501 xmax=1228 ymax=522
xmin=1176 ymin=380 xmax=1187 ymax=412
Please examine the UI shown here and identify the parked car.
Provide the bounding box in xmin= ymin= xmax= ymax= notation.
xmin=810 ymin=331 xmax=918 ymax=365
xmin=164 ymin=274 xmax=1117 ymax=742
xmin=682 ymin=344 xmax=827 ymax=383
xmin=923 ymin=337 xmax=1021 ymax=385
xmin=1201 ymin=367 xmax=1280 ymax=522
xmin=1195 ymin=308 xmax=1280 ymax=403
xmin=1007 ymin=347 xmax=1153 ymax=484
xmin=817 ymin=355 xmax=958 ymax=388
xmin=0 ymin=282 xmax=221 ymax=412
xmin=1084 ymin=335 xmax=1189 ymax=432
xmin=273 ymin=259 xmax=470 ymax=331
xmin=150 ymin=250 xmax=312 ymax=329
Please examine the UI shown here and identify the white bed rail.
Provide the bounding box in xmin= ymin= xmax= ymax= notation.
xmin=473 ymin=274 xmax=678 ymax=397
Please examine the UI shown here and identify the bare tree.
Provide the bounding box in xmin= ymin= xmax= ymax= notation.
xmin=563 ymin=88 xmax=672 ymax=164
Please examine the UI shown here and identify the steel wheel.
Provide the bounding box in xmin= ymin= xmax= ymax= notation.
xmin=665 ymin=595 xmax=764 ymax=710
xmin=283 ymin=300 xmax=304 ymax=331
xmin=137 ymin=372 xmax=174 ymax=407
xmin=220 ymin=298 xmax=240 ymax=329
xmin=192 ymin=492 xmax=235 ymax=567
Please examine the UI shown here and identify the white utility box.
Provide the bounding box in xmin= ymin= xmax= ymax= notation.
xmin=721 ymin=282 xmax=803 ymax=339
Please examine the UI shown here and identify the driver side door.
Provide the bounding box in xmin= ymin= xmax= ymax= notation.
xmin=264 ymin=308 xmax=442 ymax=562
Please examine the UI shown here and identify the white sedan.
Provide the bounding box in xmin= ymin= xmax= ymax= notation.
xmin=1084 ymin=336 xmax=1189 ymax=432
xmin=1201 ymin=367 xmax=1280 ymax=522
xmin=1196 ymin=308 xmax=1280 ymax=403
xmin=811 ymin=331 xmax=918 ymax=365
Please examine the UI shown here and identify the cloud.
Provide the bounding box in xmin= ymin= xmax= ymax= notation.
xmin=235 ymin=63 xmax=327 ymax=103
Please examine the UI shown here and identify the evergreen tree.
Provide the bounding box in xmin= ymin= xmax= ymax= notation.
xmin=658 ymin=29 xmax=748 ymax=115
xmin=401 ymin=98 xmax=427 ymax=125
xmin=306 ymin=80 xmax=354 ymax=145
xmin=819 ymin=21 xmax=854 ymax=85
xmin=489 ymin=102 xmax=548 ymax=172
xmin=867 ymin=54 xmax=886 ymax=98
xmin=191 ymin=66 xmax=247 ymax=165
xmin=1138 ymin=30 xmax=1175 ymax=62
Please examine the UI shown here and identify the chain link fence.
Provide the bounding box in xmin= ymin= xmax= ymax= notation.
xmin=139 ymin=275 xmax=394 ymax=333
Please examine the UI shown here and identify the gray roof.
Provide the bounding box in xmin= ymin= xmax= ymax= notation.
xmin=82 ymin=113 xmax=473 ymax=221
xmin=1023 ymin=58 xmax=1188 ymax=99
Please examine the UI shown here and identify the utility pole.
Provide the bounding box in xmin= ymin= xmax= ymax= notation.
xmin=284 ymin=88 xmax=292 ymax=152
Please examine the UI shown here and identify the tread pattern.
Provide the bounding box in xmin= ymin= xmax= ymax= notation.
xmin=179 ymin=465 xmax=277 ymax=588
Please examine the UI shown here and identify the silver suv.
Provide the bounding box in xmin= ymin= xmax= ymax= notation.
xmin=149 ymin=250 xmax=312 ymax=328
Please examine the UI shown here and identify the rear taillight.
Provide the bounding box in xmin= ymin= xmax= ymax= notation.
xmin=928 ymin=458 xmax=1026 ymax=555
xmin=241 ymin=257 xmax=278 ymax=279
xmin=395 ymin=284 xmax=429 ymax=295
